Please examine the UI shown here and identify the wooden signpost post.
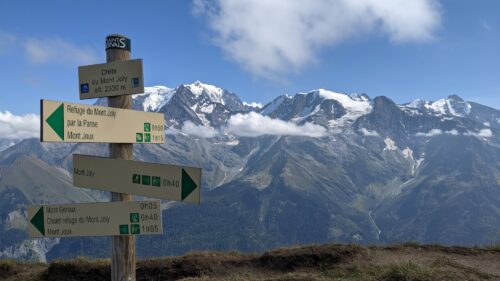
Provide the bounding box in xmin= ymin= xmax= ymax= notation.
xmin=32 ymin=34 xmax=202 ymax=281
xmin=105 ymin=34 xmax=136 ymax=281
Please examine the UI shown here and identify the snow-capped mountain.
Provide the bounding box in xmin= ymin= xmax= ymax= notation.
xmin=1 ymin=81 xmax=499 ymax=261
xmin=0 ymin=139 xmax=16 ymax=152
xmin=401 ymin=95 xmax=500 ymax=130
xmin=132 ymin=86 xmax=174 ymax=112
xmin=138 ymin=81 xmax=250 ymax=129
xmin=127 ymin=82 xmax=497 ymax=140
xmin=403 ymin=95 xmax=471 ymax=117
xmin=260 ymin=89 xmax=371 ymax=128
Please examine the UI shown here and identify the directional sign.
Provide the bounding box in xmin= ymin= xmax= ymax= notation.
xmin=40 ymin=100 xmax=164 ymax=143
xmin=78 ymin=59 xmax=144 ymax=99
xmin=73 ymin=154 xmax=201 ymax=203
xmin=28 ymin=200 xmax=162 ymax=238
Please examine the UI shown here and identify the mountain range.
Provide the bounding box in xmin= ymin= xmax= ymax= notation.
xmin=0 ymin=81 xmax=499 ymax=262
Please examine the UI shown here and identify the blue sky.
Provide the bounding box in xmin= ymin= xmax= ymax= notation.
xmin=0 ymin=0 xmax=499 ymax=116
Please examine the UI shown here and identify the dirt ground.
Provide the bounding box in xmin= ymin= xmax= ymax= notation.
xmin=1 ymin=243 xmax=499 ymax=281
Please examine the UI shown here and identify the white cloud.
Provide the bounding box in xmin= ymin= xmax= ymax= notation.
xmin=0 ymin=30 xmax=16 ymax=53
xmin=477 ymin=129 xmax=493 ymax=137
xmin=416 ymin=128 xmax=494 ymax=138
xmin=465 ymin=129 xmax=493 ymax=138
xmin=243 ymin=101 xmax=263 ymax=108
xmin=0 ymin=111 xmax=40 ymax=139
xmin=359 ymin=128 xmax=379 ymax=137
xmin=179 ymin=113 xmax=327 ymax=138
xmin=0 ymin=31 xmax=99 ymax=66
xmin=416 ymin=129 xmax=443 ymax=137
xmin=226 ymin=112 xmax=326 ymax=137
xmin=445 ymin=129 xmax=459 ymax=135
xmin=193 ymin=0 xmax=441 ymax=77
xmin=24 ymin=37 xmax=99 ymax=65
xmin=181 ymin=121 xmax=218 ymax=138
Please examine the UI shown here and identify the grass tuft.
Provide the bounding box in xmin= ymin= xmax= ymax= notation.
xmin=380 ymin=262 xmax=434 ymax=281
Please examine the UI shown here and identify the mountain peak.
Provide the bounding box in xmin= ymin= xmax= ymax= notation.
xmin=399 ymin=95 xmax=472 ymax=118
xmin=406 ymin=98 xmax=426 ymax=109
xmin=447 ymin=94 xmax=464 ymax=102
xmin=184 ymin=81 xmax=225 ymax=103
xmin=314 ymin=89 xmax=372 ymax=114
xmin=426 ymin=96 xmax=471 ymax=117
xmin=132 ymin=86 xmax=174 ymax=112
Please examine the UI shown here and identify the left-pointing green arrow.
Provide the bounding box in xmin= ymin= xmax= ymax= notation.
xmin=46 ymin=103 xmax=64 ymax=140
xmin=30 ymin=207 xmax=45 ymax=236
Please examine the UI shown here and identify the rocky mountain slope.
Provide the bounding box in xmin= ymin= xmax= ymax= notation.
xmin=0 ymin=81 xmax=499 ymax=261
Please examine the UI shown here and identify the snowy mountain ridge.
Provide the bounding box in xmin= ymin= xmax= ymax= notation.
xmin=132 ymin=85 xmax=174 ymax=111
xmin=402 ymin=95 xmax=473 ymax=117
xmin=128 ymin=82 xmax=499 ymax=136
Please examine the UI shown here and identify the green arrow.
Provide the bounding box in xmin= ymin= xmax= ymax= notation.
xmin=46 ymin=103 xmax=64 ymax=140
xmin=181 ymin=169 xmax=197 ymax=201
xmin=30 ymin=207 xmax=45 ymax=236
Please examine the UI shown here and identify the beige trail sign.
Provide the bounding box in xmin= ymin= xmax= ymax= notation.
xmin=28 ymin=200 xmax=162 ymax=238
xmin=78 ymin=59 xmax=144 ymax=99
xmin=40 ymin=99 xmax=164 ymax=143
xmin=73 ymin=154 xmax=201 ymax=203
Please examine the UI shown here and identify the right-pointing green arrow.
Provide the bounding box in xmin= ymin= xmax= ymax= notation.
xmin=30 ymin=207 xmax=45 ymax=236
xmin=46 ymin=103 xmax=64 ymax=140
xmin=181 ymin=169 xmax=197 ymax=201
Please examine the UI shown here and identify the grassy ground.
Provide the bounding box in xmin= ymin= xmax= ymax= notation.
xmin=1 ymin=243 xmax=499 ymax=280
